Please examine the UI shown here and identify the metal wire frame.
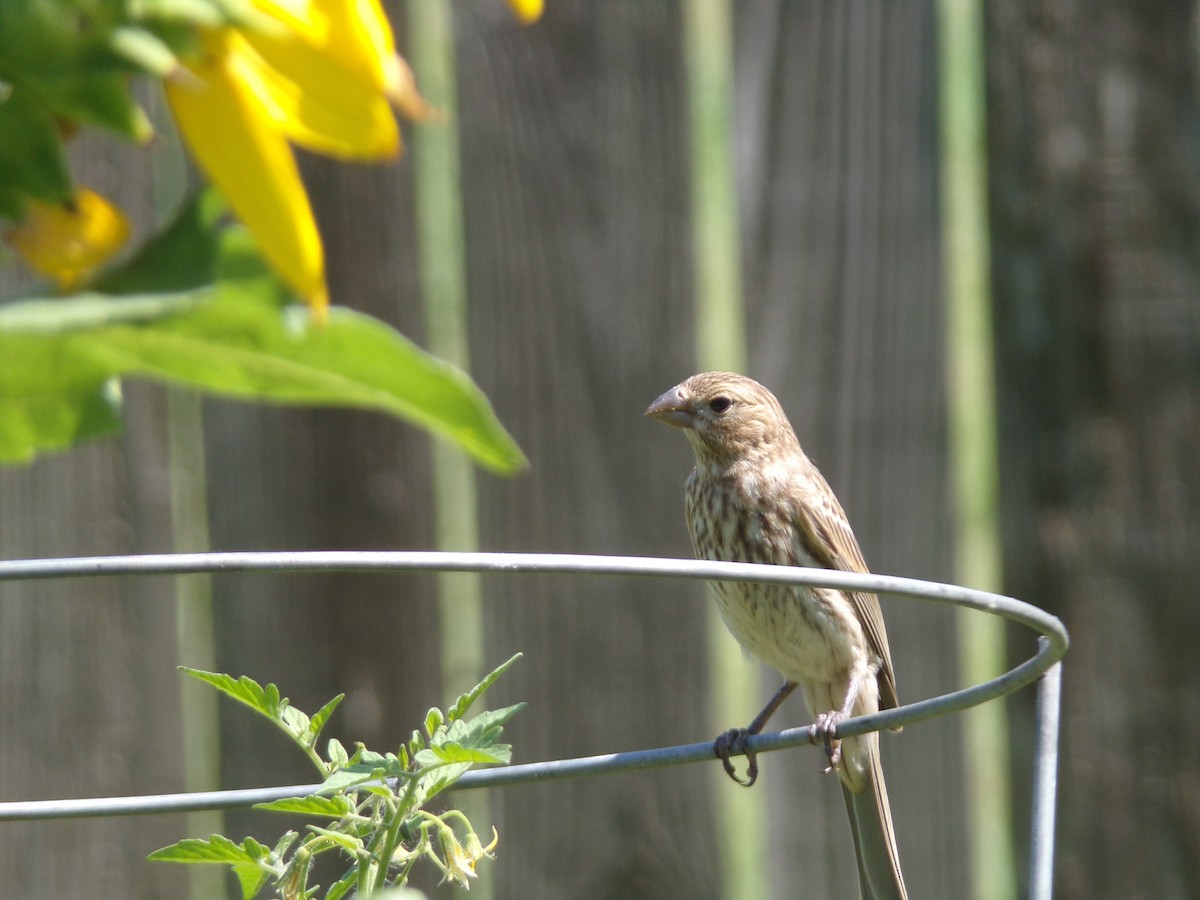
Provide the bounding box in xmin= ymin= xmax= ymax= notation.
xmin=0 ymin=551 xmax=1068 ymax=898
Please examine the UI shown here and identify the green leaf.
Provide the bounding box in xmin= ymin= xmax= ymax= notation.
xmin=0 ymin=85 xmax=72 ymax=203
xmin=327 ymin=738 xmax=349 ymax=768
xmin=448 ymin=654 xmax=523 ymax=722
xmin=148 ymin=833 xmax=271 ymax=865
xmin=272 ymin=831 xmax=300 ymax=858
xmin=232 ymin=863 xmax=273 ymax=900
xmin=325 ymin=867 xmax=360 ymax=900
xmin=425 ymin=703 xmax=524 ymax=766
xmin=27 ymin=72 xmax=152 ymax=140
xmin=356 ymin=749 xmax=388 ymax=769
xmin=306 ymin=824 xmax=366 ymax=855
xmin=455 ymin=702 xmax=527 ymax=737
xmin=180 ymin=668 xmax=284 ymax=720
xmin=307 ymin=693 xmax=345 ymax=748
xmin=0 ymin=376 xmax=122 ymax=462
xmin=414 ymin=761 xmax=473 ymax=806
xmin=0 ymin=190 xmax=527 ymax=472
xmin=319 ymin=765 xmax=380 ymax=794
xmin=254 ymin=795 xmax=354 ymax=818
xmin=414 ymin=744 xmax=510 ymax=766
xmin=279 ymin=704 xmax=313 ymax=742
xmin=94 ymin=187 xmax=230 ymax=295
xmin=424 ymin=707 xmax=444 ymax=737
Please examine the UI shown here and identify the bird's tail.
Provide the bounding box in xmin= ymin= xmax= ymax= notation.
xmin=841 ymin=736 xmax=907 ymax=900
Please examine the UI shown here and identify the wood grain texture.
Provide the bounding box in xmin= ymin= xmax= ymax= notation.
xmin=0 ymin=1 xmax=966 ymax=896
xmin=732 ymin=3 xmax=964 ymax=897
xmin=987 ymin=2 xmax=1200 ymax=896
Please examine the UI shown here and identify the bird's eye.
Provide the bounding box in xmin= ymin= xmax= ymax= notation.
xmin=708 ymin=396 xmax=733 ymax=414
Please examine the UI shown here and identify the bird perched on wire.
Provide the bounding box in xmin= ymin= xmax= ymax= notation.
xmin=645 ymin=371 xmax=906 ymax=900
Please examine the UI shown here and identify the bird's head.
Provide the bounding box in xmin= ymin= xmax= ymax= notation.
xmin=644 ymin=372 xmax=799 ymax=469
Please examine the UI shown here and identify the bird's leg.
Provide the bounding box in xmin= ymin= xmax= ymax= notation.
xmin=811 ymin=670 xmax=864 ymax=773
xmin=714 ymin=680 xmax=797 ymax=787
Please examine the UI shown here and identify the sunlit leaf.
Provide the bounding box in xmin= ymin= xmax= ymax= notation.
xmin=0 ymin=191 xmax=526 ymax=472
xmin=254 ymin=795 xmax=354 ymax=817
xmin=448 ymin=654 xmax=523 ymax=722
xmin=148 ymin=833 xmax=271 ymax=864
xmin=180 ymin=668 xmax=284 ymax=720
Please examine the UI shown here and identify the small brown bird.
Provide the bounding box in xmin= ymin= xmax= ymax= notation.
xmin=646 ymin=372 xmax=906 ymax=900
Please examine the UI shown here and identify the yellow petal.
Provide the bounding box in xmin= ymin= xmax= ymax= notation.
xmin=5 ymin=189 xmax=130 ymax=289
xmin=318 ymin=0 xmax=396 ymax=89
xmin=243 ymin=24 xmax=401 ymax=159
xmin=253 ymin=0 xmax=392 ymax=90
xmin=166 ymin=30 xmax=327 ymax=315
xmin=507 ymin=0 xmax=543 ymax=25
xmin=256 ymin=0 xmax=434 ymax=121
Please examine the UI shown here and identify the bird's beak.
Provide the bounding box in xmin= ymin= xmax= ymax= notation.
xmin=644 ymin=385 xmax=695 ymax=429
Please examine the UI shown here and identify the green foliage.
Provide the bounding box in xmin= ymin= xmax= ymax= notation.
xmin=0 ymin=191 xmax=526 ymax=472
xmin=151 ymin=653 xmax=524 ymax=898
xmin=0 ymin=0 xmax=236 ymax=127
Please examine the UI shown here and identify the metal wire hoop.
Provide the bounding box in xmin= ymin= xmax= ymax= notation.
xmin=0 ymin=551 xmax=1068 ymax=898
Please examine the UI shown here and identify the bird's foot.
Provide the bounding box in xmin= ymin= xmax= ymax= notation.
xmin=810 ymin=711 xmax=846 ymax=774
xmin=713 ymin=728 xmax=759 ymax=787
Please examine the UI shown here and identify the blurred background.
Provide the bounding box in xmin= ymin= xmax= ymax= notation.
xmin=2 ymin=1 xmax=1198 ymax=898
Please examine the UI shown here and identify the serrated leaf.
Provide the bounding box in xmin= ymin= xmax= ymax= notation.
xmin=448 ymin=654 xmax=522 ymax=722
xmin=148 ymin=833 xmax=271 ymax=865
xmin=180 ymin=668 xmax=283 ymax=720
xmin=254 ymin=795 xmax=354 ymax=817
xmin=416 ymin=744 xmax=511 ymax=766
xmin=461 ymin=703 xmax=526 ymax=736
xmin=319 ymin=765 xmax=379 ymax=794
xmin=433 ymin=703 xmax=525 ymax=759
xmin=307 ymin=693 xmax=344 ymax=746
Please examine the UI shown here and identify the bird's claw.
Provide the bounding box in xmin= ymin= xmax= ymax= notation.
xmin=714 ymin=727 xmax=758 ymax=787
xmin=810 ymin=711 xmax=846 ymax=774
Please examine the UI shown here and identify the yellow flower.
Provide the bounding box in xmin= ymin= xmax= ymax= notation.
xmin=165 ymin=0 xmax=430 ymax=319
xmin=507 ymin=0 xmax=544 ymax=24
xmin=4 ymin=189 xmax=130 ymax=289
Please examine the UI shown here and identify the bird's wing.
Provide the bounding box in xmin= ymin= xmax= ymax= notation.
xmin=797 ymin=484 xmax=900 ymax=711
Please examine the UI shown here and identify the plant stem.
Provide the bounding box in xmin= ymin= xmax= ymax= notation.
xmin=938 ymin=1 xmax=1016 ymax=897
xmin=682 ymin=2 xmax=766 ymax=899
xmin=407 ymin=3 xmax=491 ymax=898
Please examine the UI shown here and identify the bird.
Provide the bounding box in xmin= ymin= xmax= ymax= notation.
xmin=645 ymin=371 xmax=906 ymax=900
